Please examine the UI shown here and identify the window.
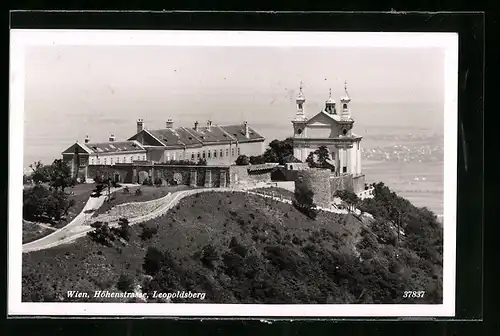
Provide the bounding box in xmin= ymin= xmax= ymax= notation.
xmin=91 ymin=158 xmax=94 ymax=165
xmin=237 ymin=148 xmax=240 ymax=155
xmin=130 ymin=156 xmax=133 ymax=162
xmin=166 ymin=153 xmax=170 ymax=161
xmin=172 ymin=152 xmax=176 ymax=160
xmin=208 ymin=151 xmax=211 ymax=159
xmin=104 ymin=158 xmax=107 ymax=165
xmin=220 ymin=149 xmax=223 ymax=158
xmin=178 ymin=152 xmax=182 ymax=160
xmin=214 ymin=150 xmax=217 ymax=158
xmin=123 ymin=157 xmax=126 ymax=163
xmin=231 ymin=148 xmax=235 ymax=157
xmin=143 ymin=155 xmax=146 ymax=161
xmin=197 ymin=152 xmax=200 ymax=159
xmin=97 ymin=158 xmax=100 ymax=164
xmin=116 ymin=157 xmax=120 ymax=163
xmin=191 ymin=152 xmax=195 ymax=160
xmin=226 ymin=149 xmax=229 ymax=157
xmin=343 ymin=167 xmax=347 ymax=173
xmin=110 ymin=158 xmax=113 ymax=165
xmin=343 ymin=103 xmax=347 ymax=109
xmin=202 ymin=151 xmax=206 ymax=159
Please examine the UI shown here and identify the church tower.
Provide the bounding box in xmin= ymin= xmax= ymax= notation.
xmin=295 ymin=81 xmax=306 ymax=121
xmin=340 ymin=80 xmax=351 ymax=120
xmin=292 ymin=81 xmax=309 ymax=161
xmin=325 ymin=88 xmax=337 ymax=114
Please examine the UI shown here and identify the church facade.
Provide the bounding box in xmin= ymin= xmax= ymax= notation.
xmin=291 ymin=81 xmax=363 ymax=178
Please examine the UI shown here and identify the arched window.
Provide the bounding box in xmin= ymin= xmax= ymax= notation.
xmin=214 ymin=150 xmax=217 ymax=158
xmin=207 ymin=151 xmax=211 ymax=159
xmin=220 ymin=149 xmax=223 ymax=158
xmin=191 ymin=152 xmax=195 ymax=160
xmin=343 ymin=103 xmax=347 ymax=109
xmin=202 ymin=151 xmax=206 ymax=159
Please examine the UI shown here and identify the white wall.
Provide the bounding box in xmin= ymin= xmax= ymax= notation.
xmin=89 ymin=151 xmax=146 ymax=165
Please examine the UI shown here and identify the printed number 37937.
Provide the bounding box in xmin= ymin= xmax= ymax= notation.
xmin=403 ymin=291 xmax=425 ymax=298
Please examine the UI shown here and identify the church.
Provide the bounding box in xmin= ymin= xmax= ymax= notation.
xmin=291 ymin=81 xmax=363 ymax=178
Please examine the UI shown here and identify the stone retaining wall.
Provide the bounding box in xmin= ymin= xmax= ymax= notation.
xmin=296 ymin=169 xmax=332 ymax=208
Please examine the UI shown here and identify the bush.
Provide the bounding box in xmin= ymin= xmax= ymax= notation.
xmin=141 ymin=225 xmax=158 ymax=240
xmin=111 ymin=181 xmax=121 ymax=188
xmin=200 ymin=244 xmax=219 ymax=269
xmin=123 ymin=186 xmax=130 ymax=194
xmin=154 ymin=178 xmax=163 ymax=187
xmin=116 ymin=273 xmax=135 ymax=292
xmin=235 ymin=155 xmax=250 ymax=166
xmin=142 ymin=177 xmax=153 ymax=186
xmin=143 ymin=247 xmax=164 ymax=276
xmin=135 ymin=188 xmax=143 ymax=196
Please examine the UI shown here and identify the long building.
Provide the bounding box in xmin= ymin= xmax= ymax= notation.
xmin=61 ymin=119 xmax=266 ymax=181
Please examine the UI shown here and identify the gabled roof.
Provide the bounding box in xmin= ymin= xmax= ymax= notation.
xmin=85 ymin=140 xmax=146 ymax=154
xmin=219 ymin=125 xmax=265 ymax=142
xmin=61 ymin=142 xmax=93 ymax=155
xmin=129 ymin=123 xmax=265 ymax=148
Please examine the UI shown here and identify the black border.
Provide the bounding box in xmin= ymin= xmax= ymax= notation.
xmin=7 ymin=9 xmax=485 ymax=331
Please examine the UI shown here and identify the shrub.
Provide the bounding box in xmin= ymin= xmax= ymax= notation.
xmin=154 ymin=178 xmax=163 ymax=187
xmin=116 ymin=273 xmax=135 ymax=292
xmin=200 ymin=244 xmax=219 ymax=269
xmin=141 ymin=226 xmax=158 ymax=241
xmin=135 ymin=188 xmax=143 ymax=196
xmin=235 ymin=155 xmax=250 ymax=166
xmin=111 ymin=180 xmax=121 ymax=188
xmin=123 ymin=186 xmax=130 ymax=194
xmin=142 ymin=177 xmax=153 ymax=186
xmin=143 ymin=247 xmax=164 ymax=276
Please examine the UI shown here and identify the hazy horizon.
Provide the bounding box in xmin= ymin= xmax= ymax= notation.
xmin=23 ymin=45 xmax=444 ymax=166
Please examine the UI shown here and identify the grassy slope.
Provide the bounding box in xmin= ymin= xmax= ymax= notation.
xmin=22 ymin=221 xmax=55 ymax=244
xmin=22 ymin=191 xmax=442 ymax=304
xmin=93 ymin=185 xmax=192 ymax=217
xmin=251 ymin=187 xmax=294 ymax=200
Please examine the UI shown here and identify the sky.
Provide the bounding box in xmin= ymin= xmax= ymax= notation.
xmin=23 ymin=45 xmax=445 ymax=166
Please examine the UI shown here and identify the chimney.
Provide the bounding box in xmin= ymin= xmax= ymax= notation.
xmin=137 ymin=119 xmax=144 ymax=133
xmin=166 ymin=118 xmax=174 ymax=129
xmin=84 ymin=135 xmax=90 ymax=144
xmin=244 ymin=121 xmax=249 ymax=138
xmin=194 ymin=121 xmax=199 ymax=132
xmin=109 ymin=134 xmax=116 ymax=142
xmin=207 ymin=120 xmax=212 ymax=131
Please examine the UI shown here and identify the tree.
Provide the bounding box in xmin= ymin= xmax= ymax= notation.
xmin=306 ymin=146 xmax=332 ymax=169
xmin=293 ymin=183 xmax=318 ymax=220
xmin=117 ymin=218 xmax=130 ymax=241
xmin=29 ymin=161 xmax=52 ymax=185
xmin=143 ymin=247 xmax=164 ymax=276
xmin=48 ymin=159 xmax=74 ymax=192
xmin=23 ymin=185 xmax=51 ymax=220
xmin=335 ymin=190 xmax=360 ymax=212
xmin=305 ymin=152 xmax=318 ymax=168
xmin=197 ymin=158 xmax=207 ymax=166
xmin=235 ymin=155 xmax=250 ymax=166
xmin=262 ymin=138 xmax=300 ymax=165
xmin=315 ymin=146 xmax=331 ymax=167
xmin=249 ymin=155 xmax=266 ymax=164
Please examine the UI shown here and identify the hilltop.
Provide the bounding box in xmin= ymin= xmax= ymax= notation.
xmin=22 ymin=184 xmax=442 ymax=304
